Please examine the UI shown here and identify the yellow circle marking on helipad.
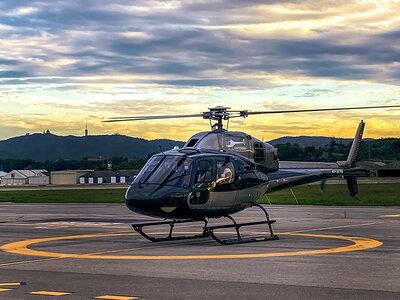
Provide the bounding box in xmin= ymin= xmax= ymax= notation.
xmin=0 ymin=232 xmax=382 ymax=260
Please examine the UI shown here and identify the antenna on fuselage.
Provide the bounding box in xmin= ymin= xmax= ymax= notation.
xmin=159 ymin=145 xmax=164 ymax=154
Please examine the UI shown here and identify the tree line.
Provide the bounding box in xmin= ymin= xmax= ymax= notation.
xmin=0 ymin=156 xmax=152 ymax=173
xmin=1 ymin=138 xmax=399 ymax=172
xmin=275 ymin=138 xmax=400 ymax=161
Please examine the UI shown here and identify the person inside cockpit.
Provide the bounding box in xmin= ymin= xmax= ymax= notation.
xmin=217 ymin=161 xmax=234 ymax=184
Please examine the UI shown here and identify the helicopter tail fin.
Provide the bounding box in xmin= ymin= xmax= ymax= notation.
xmin=346 ymin=120 xmax=365 ymax=168
xmin=337 ymin=120 xmax=366 ymax=197
xmin=337 ymin=120 xmax=365 ymax=168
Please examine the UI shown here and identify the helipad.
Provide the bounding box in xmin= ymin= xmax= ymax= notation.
xmin=0 ymin=231 xmax=382 ymax=260
xmin=0 ymin=204 xmax=399 ymax=299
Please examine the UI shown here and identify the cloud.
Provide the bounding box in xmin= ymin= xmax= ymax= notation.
xmin=1 ymin=0 xmax=400 ymax=139
xmin=1 ymin=0 xmax=400 ymax=86
xmin=0 ymin=70 xmax=30 ymax=78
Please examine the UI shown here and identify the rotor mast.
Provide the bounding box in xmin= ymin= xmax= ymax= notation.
xmin=203 ymin=106 xmax=236 ymax=132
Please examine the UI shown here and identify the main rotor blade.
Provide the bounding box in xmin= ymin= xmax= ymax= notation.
xmin=104 ymin=113 xmax=203 ymax=122
xmin=244 ymin=105 xmax=400 ymax=116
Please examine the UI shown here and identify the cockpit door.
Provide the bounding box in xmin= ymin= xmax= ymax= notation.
xmin=188 ymin=157 xmax=238 ymax=212
xmin=207 ymin=158 xmax=237 ymax=210
xmin=187 ymin=159 xmax=214 ymax=210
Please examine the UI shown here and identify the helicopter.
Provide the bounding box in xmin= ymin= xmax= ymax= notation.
xmin=105 ymin=105 xmax=400 ymax=245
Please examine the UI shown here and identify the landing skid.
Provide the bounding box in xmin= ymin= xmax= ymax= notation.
xmin=207 ymin=204 xmax=279 ymax=245
xmin=131 ymin=204 xmax=279 ymax=245
xmin=132 ymin=218 xmax=209 ymax=242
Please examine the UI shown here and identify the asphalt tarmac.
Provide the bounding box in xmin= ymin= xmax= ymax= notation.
xmin=0 ymin=203 xmax=399 ymax=299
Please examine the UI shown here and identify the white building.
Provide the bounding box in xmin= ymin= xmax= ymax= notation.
xmin=79 ymin=170 xmax=138 ymax=185
xmin=1 ymin=170 xmax=49 ymax=186
xmin=0 ymin=171 xmax=7 ymax=185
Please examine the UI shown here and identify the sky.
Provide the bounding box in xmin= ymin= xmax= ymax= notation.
xmin=1 ymin=0 xmax=400 ymax=142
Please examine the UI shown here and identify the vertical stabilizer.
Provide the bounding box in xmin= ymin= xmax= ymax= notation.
xmin=336 ymin=120 xmax=366 ymax=197
xmin=345 ymin=120 xmax=365 ymax=168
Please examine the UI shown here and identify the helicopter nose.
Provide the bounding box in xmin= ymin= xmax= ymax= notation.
xmin=125 ymin=184 xmax=187 ymax=217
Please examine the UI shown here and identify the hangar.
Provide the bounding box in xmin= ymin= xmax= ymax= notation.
xmin=79 ymin=170 xmax=139 ymax=185
xmin=51 ymin=170 xmax=94 ymax=185
xmin=1 ymin=170 xmax=49 ymax=186
xmin=376 ymin=161 xmax=400 ymax=177
xmin=0 ymin=171 xmax=7 ymax=185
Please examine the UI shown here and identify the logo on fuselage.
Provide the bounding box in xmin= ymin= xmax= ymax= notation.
xmin=226 ymin=139 xmax=246 ymax=150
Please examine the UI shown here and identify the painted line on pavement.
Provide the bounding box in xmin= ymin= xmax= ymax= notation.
xmin=95 ymin=295 xmax=138 ymax=300
xmin=0 ymin=282 xmax=26 ymax=286
xmin=30 ymin=290 xmax=71 ymax=296
xmin=285 ymin=222 xmax=383 ymax=233
xmin=0 ymin=231 xmax=382 ymax=260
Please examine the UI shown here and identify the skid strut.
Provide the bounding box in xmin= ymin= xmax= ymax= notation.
xmin=132 ymin=218 xmax=209 ymax=242
xmin=206 ymin=204 xmax=278 ymax=245
xmin=131 ymin=204 xmax=278 ymax=245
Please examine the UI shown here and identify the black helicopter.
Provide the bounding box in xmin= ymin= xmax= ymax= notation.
xmin=105 ymin=105 xmax=400 ymax=245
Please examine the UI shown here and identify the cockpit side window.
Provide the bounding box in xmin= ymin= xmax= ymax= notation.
xmin=217 ymin=161 xmax=235 ymax=185
xmin=186 ymin=138 xmax=199 ymax=147
xmin=195 ymin=134 xmax=220 ymax=150
xmin=194 ymin=160 xmax=213 ymax=187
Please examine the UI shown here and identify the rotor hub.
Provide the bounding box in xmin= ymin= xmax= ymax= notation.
xmin=202 ymin=106 xmax=249 ymax=131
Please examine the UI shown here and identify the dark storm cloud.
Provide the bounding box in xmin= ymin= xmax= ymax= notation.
xmin=271 ymin=38 xmax=400 ymax=65
xmin=1 ymin=0 xmax=400 ymax=86
xmin=76 ymin=27 xmax=400 ymax=83
xmin=0 ymin=58 xmax=19 ymax=65
xmin=0 ymin=71 xmax=30 ymax=78
xmin=376 ymin=30 xmax=400 ymax=40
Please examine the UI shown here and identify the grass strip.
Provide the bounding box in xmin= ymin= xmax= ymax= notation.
xmin=259 ymin=183 xmax=400 ymax=206
xmin=0 ymin=183 xmax=399 ymax=206
xmin=0 ymin=189 xmax=126 ymax=203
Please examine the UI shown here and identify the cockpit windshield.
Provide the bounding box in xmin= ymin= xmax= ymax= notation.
xmin=133 ymin=156 xmax=193 ymax=188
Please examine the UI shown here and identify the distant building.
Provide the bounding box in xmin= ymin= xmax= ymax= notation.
xmin=1 ymin=170 xmax=49 ymax=186
xmin=0 ymin=171 xmax=7 ymax=185
xmin=375 ymin=161 xmax=400 ymax=177
xmin=51 ymin=170 xmax=94 ymax=185
xmin=79 ymin=170 xmax=139 ymax=184
xmin=87 ymin=156 xmax=106 ymax=162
